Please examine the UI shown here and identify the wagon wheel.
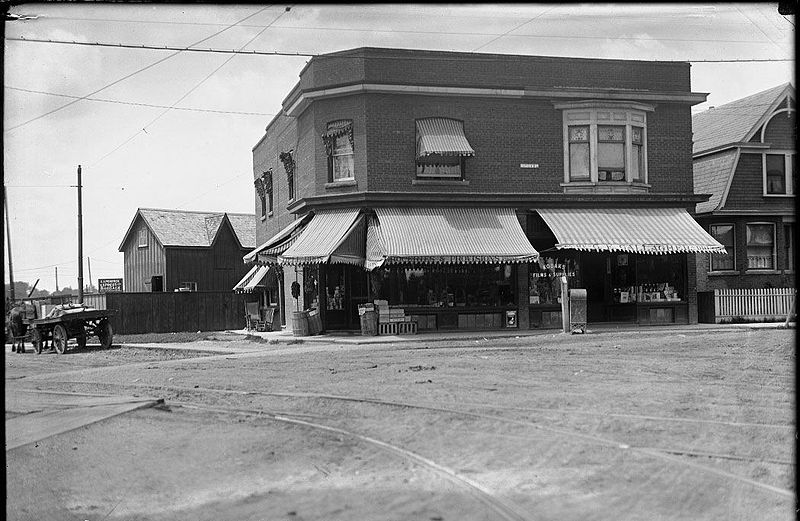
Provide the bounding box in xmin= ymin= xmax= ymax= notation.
xmin=97 ymin=319 xmax=113 ymax=349
xmin=53 ymin=324 xmax=69 ymax=355
xmin=30 ymin=328 xmax=44 ymax=355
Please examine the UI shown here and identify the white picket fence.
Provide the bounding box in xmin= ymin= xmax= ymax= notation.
xmin=714 ymin=288 xmax=796 ymax=323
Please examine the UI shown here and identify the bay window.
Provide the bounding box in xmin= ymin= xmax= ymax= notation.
xmin=556 ymin=101 xmax=654 ymax=190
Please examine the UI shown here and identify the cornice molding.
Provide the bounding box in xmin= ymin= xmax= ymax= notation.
xmin=284 ymin=83 xmax=708 ymax=117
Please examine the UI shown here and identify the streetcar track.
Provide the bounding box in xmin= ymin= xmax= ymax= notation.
xmin=25 ymin=379 xmax=795 ymax=498
xmin=175 ymin=401 xmax=533 ymax=521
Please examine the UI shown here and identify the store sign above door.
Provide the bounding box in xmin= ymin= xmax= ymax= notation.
xmin=520 ymin=163 xmax=539 ymax=169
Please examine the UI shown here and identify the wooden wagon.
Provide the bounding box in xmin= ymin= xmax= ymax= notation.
xmin=24 ymin=306 xmax=116 ymax=355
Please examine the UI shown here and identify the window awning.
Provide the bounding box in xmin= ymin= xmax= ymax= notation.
xmin=233 ymin=265 xmax=271 ymax=293
xmin=366 ymin=207 xmax=539 ymax=269
xmin=279 ymin=208 xmax=365 ymax=266
xmin=243 ymin=214 xmax=311 ymax=265
xmin=416 ymin=118 xmax=475 ymax=157
xmin=535 ymin=208 xmax=727 ymax=254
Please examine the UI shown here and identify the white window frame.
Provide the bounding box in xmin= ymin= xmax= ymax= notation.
xmin=709 ymin=223 xmax=736 ymax=273
xmin=179 ymin=281 xmax=198 ymax=292
xmin=761 ymin=150 xmax=795 ymax=197
xmin=745 ymin=222 xmax=777 ymax=271
xmin=138 ymin=228 xmax=148 ymax=248
xmin=555 ymin=101 xmax=654 ymax=186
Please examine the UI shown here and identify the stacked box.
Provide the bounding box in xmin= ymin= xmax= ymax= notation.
xmin=389 ymin=306 xmax=405 ymax=323
xmin=374 ymin=299 xmax=390 ymax=323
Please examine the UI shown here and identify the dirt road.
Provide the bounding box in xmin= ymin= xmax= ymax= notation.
xmin=5 ymin=329 xmax=795 ymax=520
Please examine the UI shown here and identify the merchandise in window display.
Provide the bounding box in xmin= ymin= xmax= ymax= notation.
xmin=528 ymin=257 xmax=577 ymax=305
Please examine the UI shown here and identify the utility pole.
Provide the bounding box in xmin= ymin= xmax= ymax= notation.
xmin=87 ymin=257 xmax=93 ymax=294
xmin=77 ymin=165 xmax=84 ymax=304
xmin=55 ymin=267 xmax=59 ymax=293
xmin=4 ymin=187 xmax=15 ymax=302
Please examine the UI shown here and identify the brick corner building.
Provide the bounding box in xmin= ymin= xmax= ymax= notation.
xmin=246 ymin=47 xmax=724 ymax=333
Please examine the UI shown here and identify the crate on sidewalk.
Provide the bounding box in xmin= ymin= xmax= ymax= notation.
xmin=377 ymin=321 xmax=418 ymax=336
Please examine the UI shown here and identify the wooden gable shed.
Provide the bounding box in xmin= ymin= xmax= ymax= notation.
xmin=119 ymin=208 xmax=256 ymax=292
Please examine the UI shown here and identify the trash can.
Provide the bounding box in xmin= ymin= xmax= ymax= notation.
xmin=291 ymin=310 xmax=310 ymax=337
xmin=359 ymin=310 xmax=378 ymax=336
xmin=568 ymin=288 xmax=587 ymax=334
xmin=307 ymin=308 xmax=322 ymax=335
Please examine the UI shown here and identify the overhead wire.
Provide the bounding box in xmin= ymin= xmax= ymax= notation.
xmin=5 ymin=37 xmax=793 ymax=63
xmin=471 ymin=6 xmax=559 ymax=52
xmin=4 ymin=4 xmax=276 ymax=133
xmin=86 ymin=5 xmax=291 ymax=169
xmin=5 ymin=86 xmax=277 ymax=116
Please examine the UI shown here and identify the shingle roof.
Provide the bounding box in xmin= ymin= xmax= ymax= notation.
xmin=692 ymin=83 xmax=793 ymax=155
xmin=121 ymin=208 xmax=255 ymax=250
xmin=693 ymin=150 xmax=738 ymax=214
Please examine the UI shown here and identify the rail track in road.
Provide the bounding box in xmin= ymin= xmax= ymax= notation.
xmin=26 ymin=378 xmax=796 ymax=500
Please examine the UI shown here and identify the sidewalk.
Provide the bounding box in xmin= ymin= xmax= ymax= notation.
xmin=130 ymin=320 xmax=793 ymax=350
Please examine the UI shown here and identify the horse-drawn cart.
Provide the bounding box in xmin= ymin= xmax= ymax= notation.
xmin=24 ymin=305 xmax=116 ymax=355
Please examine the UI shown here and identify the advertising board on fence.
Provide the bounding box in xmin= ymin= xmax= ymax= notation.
xmin=98 ymin=278 xmax=123 ymax=293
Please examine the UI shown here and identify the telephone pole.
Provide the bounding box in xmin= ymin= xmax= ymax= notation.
xmin=55 ymin=267 xmax=59 ymax=293
xmin=87 ymin=257 xmax=93 ymax=293
xmin=77 ymin=165 xmax=84 ymax=304
xmin=4 ymin=187 xmax=15 ymax=301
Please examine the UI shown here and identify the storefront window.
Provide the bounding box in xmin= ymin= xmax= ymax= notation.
xmin=528 ymin=255 xmax=578 ymax=305
xmin=325 ymin=265 xmax=346 ymax=311
xmin=375 ymin=264 xmax=515 ymax=307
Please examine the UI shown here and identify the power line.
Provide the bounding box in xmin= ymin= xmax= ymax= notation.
xmin=87 ymin=5 xmax=290 ymax=169
xmin=5 ymin=37 xmax=793 ymax=63
xmin=472 ymin=6 xmax=558 ymax=52
xmin=4 ymin=5 xmax=277 ymax=134
xmin=5 ymin=86 xmax=277 ymax=116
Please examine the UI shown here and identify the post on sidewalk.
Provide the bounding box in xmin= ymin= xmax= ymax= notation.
xmin=560 ymin=276 xmax=569 ymax=333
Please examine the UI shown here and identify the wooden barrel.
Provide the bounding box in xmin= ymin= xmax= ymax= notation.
xmin=307 ymin=309 xmax=322 ymax=335
xmin=291 ymin=311 xmax=309 ymax=337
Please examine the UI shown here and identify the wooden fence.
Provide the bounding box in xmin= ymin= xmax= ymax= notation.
xmin=82 ymin=291 xmax=253 ymax=334
xmin=712 ymin=288 xmax=796 ymax=323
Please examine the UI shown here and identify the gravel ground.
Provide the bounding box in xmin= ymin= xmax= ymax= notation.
xmin=5 ymin=329 xmax=795 ymax=521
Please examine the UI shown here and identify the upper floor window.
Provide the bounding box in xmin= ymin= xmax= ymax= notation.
xmin=254 ymin=170 xmax=273 ymax=219
xmin=138 ymin=228 xmax=148 ymax=248
xmin=709 ymin=224 xmax=735 ymax=271
xmin=279 ymin=150 xmax=295 ymax=201
xmin=323 ymin=120 xmax=354 ymax=182
xmin=415 ymin=118 xmax=474 ymax=180
xmin=763 ymin=152 xmax=795 ymax=195
xmin=556 ymin=102 xmax=654 ymax=189
xmin=746 ymin=223 xmax=775 ymax=270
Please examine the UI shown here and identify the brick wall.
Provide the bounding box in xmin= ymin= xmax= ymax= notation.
xmin=290 ymin=48 xmax=692 ymax=93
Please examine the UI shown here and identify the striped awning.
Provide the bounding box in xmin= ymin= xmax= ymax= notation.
xmin=233 ymin=265 xmax=271 ymax=293
xmin=279 ymin=208 xmax=365 ymax=266
xmin=416 ymin=118 xmax=475 ymax=157
xmin=243 ymin=214 xmax=311 ymax=265
xmin=366 ymin=207 xmax=538 ymax=269
xmin=535 ymin=208 xmax=727 ymax=254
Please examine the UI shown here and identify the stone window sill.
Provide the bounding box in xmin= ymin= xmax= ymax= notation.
xmin=744 ymin=269 xmax=781 ymax=275
xmin=763 ymin=193 xmax=795 ymax=198
xmin=325 ymin=179 xmax=357 ymax=189
xmin=412 ymin=179 xmax=470 ymax=186
xmin=708 ymin=270 xmax=739 ymax=276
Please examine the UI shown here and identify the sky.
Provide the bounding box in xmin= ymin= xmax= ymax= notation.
xmin=3 ymin=3 xmax=795 ymax=293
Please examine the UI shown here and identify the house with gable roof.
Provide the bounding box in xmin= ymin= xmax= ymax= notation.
xmin=119 ymin=208 xmax=256 ymax=292
xmin=692 ymin=83 xmax=795 ymax=292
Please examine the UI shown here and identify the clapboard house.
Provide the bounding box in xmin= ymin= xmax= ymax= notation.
xmin=693 ymin=83 xmax=795 ymax=291
xmin=119 ymin=208 xmax=256 ymax=292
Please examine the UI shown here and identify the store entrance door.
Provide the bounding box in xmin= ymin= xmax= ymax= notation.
xmin=581 ymin=253 xmax=608 ymax=322
xmin=323 ymin=265 xmax=370 ymax=330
